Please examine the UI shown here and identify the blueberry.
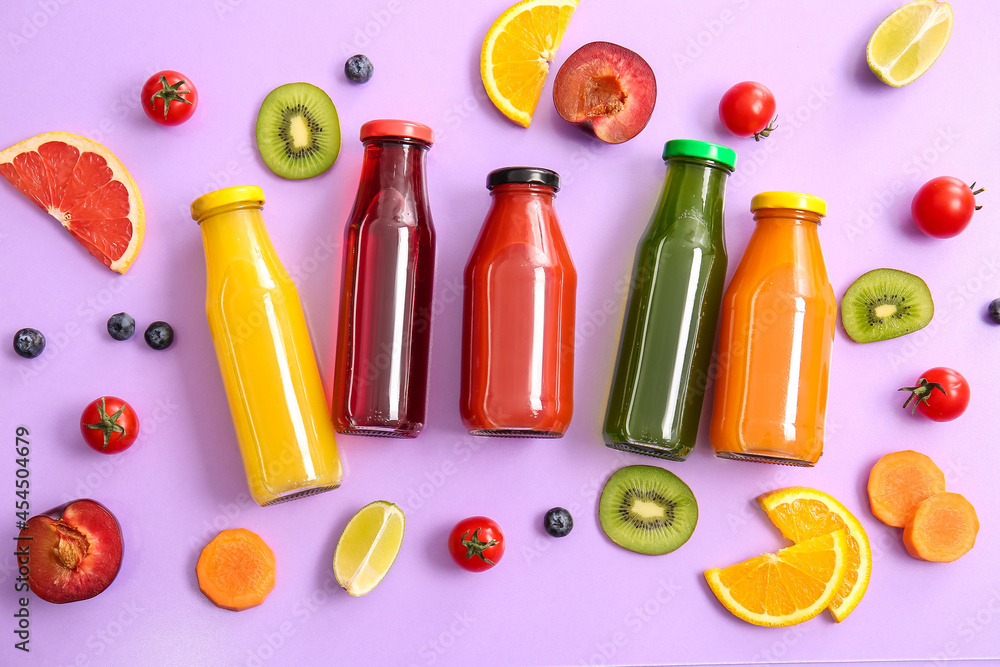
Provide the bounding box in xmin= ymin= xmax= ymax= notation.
xmin=989 ymin=298 xmax=1000 ymax=324
xmin=144 ymin=321 xmax=174 ymax=350
xmin=544 ymin=507 xmax=573 ymax=538
xmin=345 ymin=54 xmax=374 ymax=84
xmin=12 ymin=328 xmax=45 ymax=359
xmin=107 ymin=312 xmax=136 ymax=341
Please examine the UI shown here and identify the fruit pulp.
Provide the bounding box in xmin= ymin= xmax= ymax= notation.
xmin=710 ymin=203 xmax=836 ymax=465
xmin=604 ymin=155 xmax=731 ymax=460
xmin=198 ymin=194 xmax=343 ymax=505
xmin=461 ymin=182 xmax=576 ymax=436
xmin=333 ymin=137 xmax=435 ymax=437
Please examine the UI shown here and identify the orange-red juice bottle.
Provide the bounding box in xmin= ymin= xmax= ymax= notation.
xmin=710 ymin=192 xmax=835 ymax=466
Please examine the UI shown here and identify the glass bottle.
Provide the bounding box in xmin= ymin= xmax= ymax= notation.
xmin=710 ymin=192 xmax=836 ymax=466
xmin=461 ymin=167 xmax=576 ymax=437
xmin=604 ymin=140 xmax=736 ymax=461
xmin=333 ymin=120 xmax=435 ymax=437
xmin=192 ymin=185 xmax=343 ymax=506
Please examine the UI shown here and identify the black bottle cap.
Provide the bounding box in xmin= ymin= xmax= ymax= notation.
xmin=486 ymin=167 xmax=560 ymax=191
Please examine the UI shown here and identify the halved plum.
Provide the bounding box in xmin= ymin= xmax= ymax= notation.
xmin=552 ymin=41 xmax=657 ymax=144
xmin=17 ymin=499 xmax=123 ymax=604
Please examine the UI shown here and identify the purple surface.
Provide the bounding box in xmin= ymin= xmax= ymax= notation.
xmin=1 ymin=1 xmax=999 ymax=665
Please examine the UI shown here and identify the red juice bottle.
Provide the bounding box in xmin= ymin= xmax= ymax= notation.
xmin=460 ymin=167 xmax=576 ymax=437
xmin=333 ymin=120 xmax=435 ymax=437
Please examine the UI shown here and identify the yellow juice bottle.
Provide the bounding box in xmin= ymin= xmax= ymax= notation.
xmin=192 ymin=185 xmax=343 ymax=505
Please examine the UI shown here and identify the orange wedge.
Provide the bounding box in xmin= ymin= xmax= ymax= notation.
xmin=481 ymin=0 xmax=579 ymax=127
xmin=705 ymin=530 xmax=849 ymax=627
xmin=0 ymin=132 xmax=144 ymax=273
xmin=759 ymin=487 xmax=872 ymax=622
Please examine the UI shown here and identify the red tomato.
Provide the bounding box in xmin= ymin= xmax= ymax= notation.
xmin=448 ymin=516 xmax=504 ymax=572
xmin=719 ymin=81 xmax=777 ymax=140
xmin=141 ymin=70 xmax=198 ymax=126
xmin=911 ymin=176 xmax=984 ymax=238
xmin=80 ymin=396 xmax=140 ymax=454
xmin=900 ymin=367 xmax=970 ymax=422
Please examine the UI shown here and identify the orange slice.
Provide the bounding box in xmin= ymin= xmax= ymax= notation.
xmin=481 ymin=0 xmax=579 ymax=127
xmin=758 ymin=487 xmax=872 ymax=622
xmin=705 ymin=530 xmax=849 ymax=627
xmin=0 ymin=132 xmax=144 ymax=273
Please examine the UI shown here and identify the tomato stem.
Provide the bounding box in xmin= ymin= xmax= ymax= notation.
xmin=460 ymin=528 xmax=498 ymax=564
xmin=149 ymin=76 xmax=194 ymax=120
xmin=970 ymin=181 xmax=985 ymax=210
xmin=899 ymin=378 xmax=947 ymax=414
xmin=754 ymin=116 xmax=778 ymax=142
xmin=82 ymin=397 xmax=127 ymax=450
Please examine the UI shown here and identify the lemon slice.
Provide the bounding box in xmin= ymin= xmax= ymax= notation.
xmin=705 ymin=530 xmax=849 ymax=627
xmin=481 ymin=0 xmax=579 ymax=127
xmin=758 ymin=487 xmax=872 ymax=622
xmin=333 ymin=501 xmax=405 ymax=597
xmin=867 ymin=0 xmax=953 ymax=86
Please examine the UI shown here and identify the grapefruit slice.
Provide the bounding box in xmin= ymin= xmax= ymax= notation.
xmin=0 ymin=132 xmax=144 ymax=273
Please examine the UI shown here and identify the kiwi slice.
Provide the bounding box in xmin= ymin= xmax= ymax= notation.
xmin=841 ymin=268 xmax=933 ymax=343
xmin=598 ymin=465 xmax=698 ymax=555
xmin=255 ymin=82 xmax=341 ymax=179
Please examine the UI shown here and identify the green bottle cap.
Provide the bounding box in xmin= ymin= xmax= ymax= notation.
xmin=662 ymin=139 xmax=737 ymax=172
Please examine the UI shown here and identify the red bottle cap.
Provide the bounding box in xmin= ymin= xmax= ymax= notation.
xmin=360 ymin=119 xmax=434 ymax=145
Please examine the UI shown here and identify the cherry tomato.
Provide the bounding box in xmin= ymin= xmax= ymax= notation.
xmin=911 ymin=176 xmax=984 ymax=238
xmin=448 ymin=516 xmax=504 ymax=572
xmin=80 ymin=396 xmax=140 ymax=454
xmin=719 ymin=81 xmax=777 ymax=140
xmin=900 ymin=367 xmax=970 ymax=422
xmin=141 ymin=70 xmax=198 ymax=126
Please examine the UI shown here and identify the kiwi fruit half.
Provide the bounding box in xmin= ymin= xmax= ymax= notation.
xmin=841 ymin=268 xmax=933 ymax=343
xmin=598 ymin=465 xmax=698 ymax=555
xmin=255 ymin=82 xmax=341 ymax=179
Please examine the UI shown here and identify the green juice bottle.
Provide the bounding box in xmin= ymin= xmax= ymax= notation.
xmin=604 ymin=140 xmax=736 ymax=461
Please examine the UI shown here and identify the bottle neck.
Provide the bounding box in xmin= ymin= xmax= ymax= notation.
xmin=489 ymin=183 xmax=557 ymax=200
xmin=753 ymin=208 xmax=824 ymax=227
xmin=651 ymin=157 xmax=730 ymax=236
xmin=350 ymin=138 xmax=430 ymax=217
xmin=200 ymin=203 xmax=269 ymax=261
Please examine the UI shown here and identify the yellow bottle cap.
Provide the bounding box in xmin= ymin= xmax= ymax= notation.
xmin=750 ymin=191 xmax=827 ymax=217
xmin=191 ymin=185 xmax=265 ymax=224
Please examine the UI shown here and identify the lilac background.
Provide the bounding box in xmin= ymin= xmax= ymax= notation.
xmin=2 ymin=0 xmax=999 ymax=665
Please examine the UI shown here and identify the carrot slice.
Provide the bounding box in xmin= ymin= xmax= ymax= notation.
xmin=197 ymin=528 xmax=276 ymax=611
xmin=867 ymin=450 xmax=945 ymax=527
xmin=903 ymin=492 xmax=979 ymax=562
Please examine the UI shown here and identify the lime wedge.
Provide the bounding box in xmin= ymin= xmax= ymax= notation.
xmin=867 ymin=1 xmax=953 ymax=86
xmin=333 ymin=501 xmax=405 ymax=597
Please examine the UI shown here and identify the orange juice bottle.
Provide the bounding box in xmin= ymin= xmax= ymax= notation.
xmin=710 ymin=192 xmax=835 ymax=466
xmin=192 ymin=185 xmax=343 ymax=505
